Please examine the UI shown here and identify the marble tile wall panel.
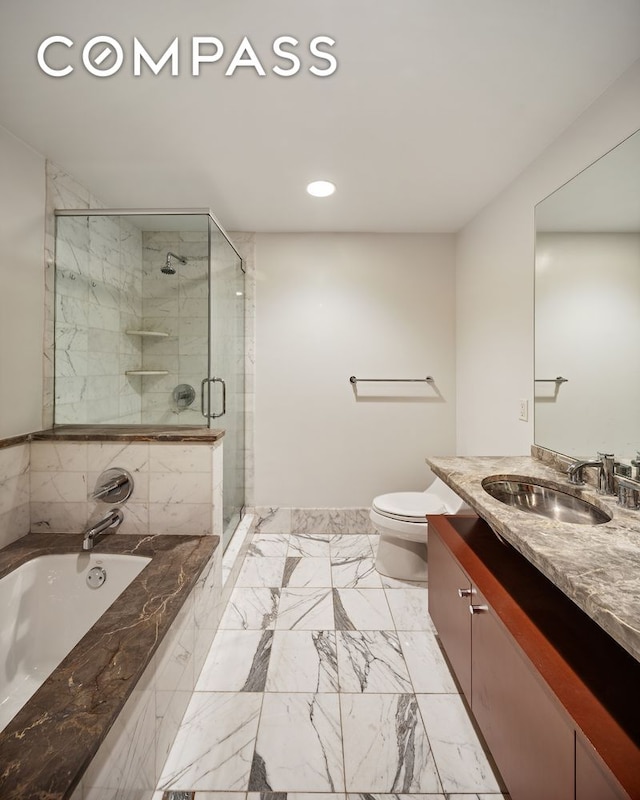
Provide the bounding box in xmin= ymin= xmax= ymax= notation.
xmin=76 ymin=538 xmax=225 ymax=800
xmin=251 ymin=508 xmax=375 ymax=535
xmin=43 ymin=163 xmax=91 ymax=428
xmin=0 ymin=443 xmax=30 ymax=548
xmin=48 ymin=168 xmax=145 ymax=426
xmin=29 ymin=440 xmax=218 ymax=536
xmin=141 ymin=231 xmax=209 ymax=426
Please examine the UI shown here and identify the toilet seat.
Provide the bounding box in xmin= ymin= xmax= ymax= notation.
xmin=372 ymin=491 xmax=447 ymax=523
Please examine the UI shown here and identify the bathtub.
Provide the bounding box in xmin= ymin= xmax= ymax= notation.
xmin=0 ymin=551 xmax=150 ymax=733
xmin=0 ymin=532 xmax=221 ymax=800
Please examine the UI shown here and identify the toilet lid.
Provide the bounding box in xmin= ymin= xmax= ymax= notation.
xmin=373 ymin=492 xmax=447 ymax=521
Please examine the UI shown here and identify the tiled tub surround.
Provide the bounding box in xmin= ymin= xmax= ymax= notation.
xmin=156 ymin=529 xmax=507 ymax=798
xmin=426 ymin=454 xmax=640 ymax=663
xmin=0 ymin=438 xmax=30 ymax=548
xmin=0 ymin=532 xmax=222 ymax=800
xmin=29 ymin=429 xmax=224 ymax=538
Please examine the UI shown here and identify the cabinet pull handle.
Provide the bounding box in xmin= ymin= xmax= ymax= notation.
xmin=457 ymin=588 xmax=475 ymax=598
xmin=469 ymin=604 xmax=489 ymax=615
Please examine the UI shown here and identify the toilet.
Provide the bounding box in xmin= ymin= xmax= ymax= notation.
xmin=371 ymin=477 xmax=470 ymax=581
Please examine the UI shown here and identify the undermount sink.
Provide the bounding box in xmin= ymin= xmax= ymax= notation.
xmin=482 ymin=477 xmax=612 ymax=525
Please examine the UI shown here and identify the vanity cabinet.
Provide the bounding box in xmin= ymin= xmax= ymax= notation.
xmin=427 ymin=514 xmax=639 ymax=800
xmin=427 ymin=530 xmax=472 ymax=701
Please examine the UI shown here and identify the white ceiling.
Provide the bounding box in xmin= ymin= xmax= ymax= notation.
xmin=1 ymin=0 xmax=640 ymax=233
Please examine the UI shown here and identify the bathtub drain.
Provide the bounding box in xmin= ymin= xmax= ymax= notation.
xmin=87 ymin=566 xmax=107 ymax=588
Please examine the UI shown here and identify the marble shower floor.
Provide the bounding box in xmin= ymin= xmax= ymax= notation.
xmin=155 ymin=532 xmax=508 ymax=800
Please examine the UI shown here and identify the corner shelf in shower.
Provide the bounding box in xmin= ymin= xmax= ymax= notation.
xmin=125 ymin=330 xmax=169 ymax=338
xmin=125 ymin=370 xmax=169 ymax=376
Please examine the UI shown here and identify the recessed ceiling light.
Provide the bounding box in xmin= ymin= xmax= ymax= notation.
xmin=306 ymin=180 xmax=336 ymax=197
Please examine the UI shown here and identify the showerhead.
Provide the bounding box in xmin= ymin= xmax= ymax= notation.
xmin=161 ymin=252 xmax=187 ymax=275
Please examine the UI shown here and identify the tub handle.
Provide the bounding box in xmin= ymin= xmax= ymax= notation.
xmin=92 ymin=468 xmax=134 ymax=504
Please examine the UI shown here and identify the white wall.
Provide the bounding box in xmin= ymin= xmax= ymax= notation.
xmin=0 ymin=125 xmax=45 ymax=438
xmin=254 ymin=233 xmax=456 ymax=507
xmin=455 ymin=59 xmax=640 ymax=455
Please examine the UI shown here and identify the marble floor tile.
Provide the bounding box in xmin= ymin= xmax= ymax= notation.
xmin=333 ymin=589 xmax=394 ymax=631
xmin=337 ymin=631 xmax=412 ymax=693
xmin=346 ymin=795 xmax=446 ymax=800
xmin=331 ymin=556 xmax=383 ymax=588
xmin=249 ymin=795 xmax=347 ymax=800
xmin=195 ymin=794 xmax=246 ymax=800
xmin=385 ymin=589 xmax=431 ymax=631
xmin=341 ymin=694 xmax=441 ymax=793
xmin=276 ymin=588 xmax=335 ymax=630
xmin=287 ymin=534 xmax=332 ymax=557
xmin=379 ymin=574 xmax=428 ymax=589
xmin=196 ymin=629 xmax=273 ymax=692
xmin=250 ymin=795 xmax=347 ymax=800
xmin=247 ymin=534 xmax=290 ymax=558
xmin=330 ymin=534 xmax=373 ymax=559
xmin=219 ymin=588 xmax=281 ymax=630
xmin=159 ymin=692 xmax=262 ymax=791
xmin=416 ymin=694 xmax=502 ymax=794
xmin=266 ymin=630 xmax=339 ymax=691
xmin=282 ymin=556 xmax=332 ymax=588
xmin=249 ymin=693 xmax=344 ymax=792
xmin=446 ymin=795 xmax=510 ymax=800
xmin=398 ymin=630 xmax=458 ymax=694
xmin=237 ymin=556 xmax=287 ymax=588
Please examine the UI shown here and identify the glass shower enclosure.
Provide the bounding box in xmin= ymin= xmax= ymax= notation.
xmin=53 ymin=208 xmax=245 ymax=549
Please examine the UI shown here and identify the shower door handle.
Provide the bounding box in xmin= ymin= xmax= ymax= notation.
xmin=200 ymin=377 xmax=226 ymax=419
xmin=211 ymin=377 xmax=226 ymax=418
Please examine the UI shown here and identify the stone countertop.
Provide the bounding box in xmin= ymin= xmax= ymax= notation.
xmin=31 ymin=424 xmax=224 ymax=442
xmin=427 ymin=455 xmax=640 ymax=663
xmin=0 ymin=532 xmax=219 ymax=800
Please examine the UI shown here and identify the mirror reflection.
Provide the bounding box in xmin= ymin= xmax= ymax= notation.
xmin=534 ymin=129 xmax=640 ymax=461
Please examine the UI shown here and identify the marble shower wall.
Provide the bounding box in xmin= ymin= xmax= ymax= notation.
xmin=0 ymin=441 xmax=30 ymax=548
xmin=140 ymin=230 xmax=209 ymax=425
xmin=55 ymin=214 xmax=144 ymax=424
xmin=45 ymin=163 xmax=145 ymax=426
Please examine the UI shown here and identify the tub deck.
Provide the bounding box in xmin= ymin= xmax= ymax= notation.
xmin=0 ymin=532 xmax=219 ymax=800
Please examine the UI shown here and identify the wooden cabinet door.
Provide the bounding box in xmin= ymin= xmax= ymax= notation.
xmin=576 ymin=736 xmax=629 ymax=800
xmin=427 ymin=528 xmax=472 ymax=700
xmin=471 ymin=587 xmax=574 ymax=800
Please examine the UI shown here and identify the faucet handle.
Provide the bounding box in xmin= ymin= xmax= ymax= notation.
xmin=92 ymin=468 xmax=134 ymax=503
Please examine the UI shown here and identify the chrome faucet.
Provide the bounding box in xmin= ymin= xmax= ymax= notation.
xmin=82 ymin=508 xmax=124 ymax=551
xmin=567 ymin=452 xmax=616 ymax=494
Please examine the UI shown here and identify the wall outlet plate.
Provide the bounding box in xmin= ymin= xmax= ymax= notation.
xmin=519 ymin=399 xmax=528 ymax=422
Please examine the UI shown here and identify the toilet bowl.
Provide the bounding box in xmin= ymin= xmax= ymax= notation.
xmin=371 ymin=477 xmax=469 ymax=581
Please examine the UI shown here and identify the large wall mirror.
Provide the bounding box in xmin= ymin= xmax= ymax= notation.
xmin=535 ymin=129 xmax=640 ymax=461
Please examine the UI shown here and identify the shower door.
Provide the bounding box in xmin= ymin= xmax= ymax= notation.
xmin=208 ymin=217 xmax=245 ymax=550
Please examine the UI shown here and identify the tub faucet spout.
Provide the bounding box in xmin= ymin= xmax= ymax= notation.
xmin=82 ymin=508 xmax=124 ymax=551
